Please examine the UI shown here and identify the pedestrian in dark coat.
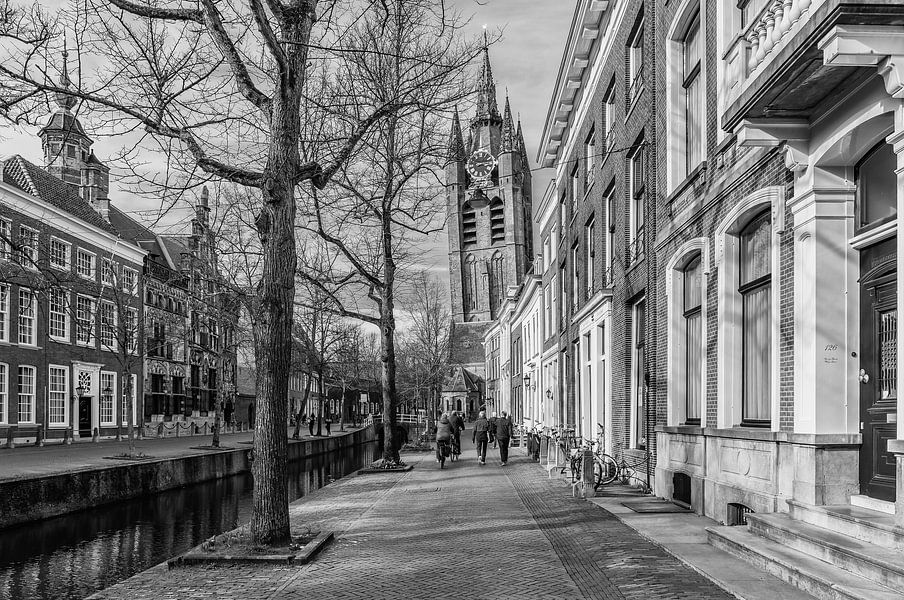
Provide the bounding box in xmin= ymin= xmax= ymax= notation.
xmin=494 ymin=411 xmax=514 ymax=465
xmin=472 ymin=411 xmax=490 ymax=464
xmin=308 ymin=413 xmax=316 ymax=436
xmin=325 ymin=415 xmax=332 ymax=435
xmin=488 ymin=412 xmax=498 ymax=448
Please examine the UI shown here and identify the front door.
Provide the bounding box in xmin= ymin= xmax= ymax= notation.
xmin=860 ymin=239 xmax=897 ymax=502
xmin=78 ymin=397 xmax=92 ymax=437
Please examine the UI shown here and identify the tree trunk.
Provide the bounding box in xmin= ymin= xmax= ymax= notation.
xmin=339 ymin=379 xmax=346 ymax=431
xmin=213 ymin=349 xmax=224 ymax=448
xmin=125 ymin=371 xmax=135 ymax=457
xmin=250 ymin=173 xmax=296 ymax=546
xmin=292 ymin=378 xmax=312 ymax=439
xmin=316 ymin=370 xmax=323 ymax=436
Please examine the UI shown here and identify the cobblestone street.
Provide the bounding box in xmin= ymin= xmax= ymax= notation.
xmin=91 ymin=435 xmax=734 ymax=600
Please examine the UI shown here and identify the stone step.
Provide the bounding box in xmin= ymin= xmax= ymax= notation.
xmin=707 ymin=525 xmax=901 ymax=600
xmin=748 ymin=512 xmax=904 ymax=592
xmin=787 ymin=500 xmax=904 ymax=551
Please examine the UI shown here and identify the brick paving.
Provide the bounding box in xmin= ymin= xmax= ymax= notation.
xmin=90 ymin=434 xmax=734 ymax=600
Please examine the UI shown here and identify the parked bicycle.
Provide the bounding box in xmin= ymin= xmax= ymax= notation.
xmin=570 ymin=423 xmax=651 ymax=494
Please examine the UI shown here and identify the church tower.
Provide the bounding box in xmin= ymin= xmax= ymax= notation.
xmin=446 ymin=43 xmax=533 ymax=371
xmin=38 ymin=44 xmax=111 ymax=219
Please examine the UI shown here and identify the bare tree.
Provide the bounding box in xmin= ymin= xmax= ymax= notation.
xmin=398 ymin=270 xmax=451 ymax=417
xmin=297 ymin=0 xmax=479 ymax=464
xmin=0 ymin=0 xmax=460 ymax=546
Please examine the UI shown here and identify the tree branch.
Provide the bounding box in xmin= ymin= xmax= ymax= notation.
xmin=107 ymin=0 xmax=203 ymax=22
xmin=249 ymin=0 xmax=288 ymax=74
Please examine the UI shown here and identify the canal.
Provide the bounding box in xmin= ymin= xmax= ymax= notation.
xmin=0 ymin=440 xmax=378 ymax=600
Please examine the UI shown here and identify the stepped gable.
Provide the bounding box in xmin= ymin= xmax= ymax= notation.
xmin=1 ymin=154 xmax=118 ymax=235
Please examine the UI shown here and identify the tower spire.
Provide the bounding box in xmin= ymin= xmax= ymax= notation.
xmin=516 ymin=117 xmax=529 ymax=168
xmin=475 ymin=38 xmax=499 ymax=121
xmin=448 ymin=106 xmax=465 ymax=162
xmin=56 ymin=33 xmax=76 ymax=111
xmin=501 ymin=94 xmax=514 ymax=152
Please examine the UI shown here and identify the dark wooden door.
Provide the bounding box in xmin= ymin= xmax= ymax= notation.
xmin=860 ymin=240 xmax=897 ymax=502
xmin=78 ymin=397 xmax=92 ymax=437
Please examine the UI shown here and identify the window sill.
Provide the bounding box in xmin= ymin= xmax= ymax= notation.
xmin=666 ymin=161 xmax=708 ymax=206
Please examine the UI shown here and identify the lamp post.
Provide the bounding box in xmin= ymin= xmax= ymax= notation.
xmin=72 ymin=384 xmax=86 ymax=441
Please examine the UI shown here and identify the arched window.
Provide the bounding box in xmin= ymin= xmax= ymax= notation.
xmin=464 ymin=255 xmax=478 ymax=312
xmin=683 ymin=254 xmax=702 ymax=423
xmin=490 ymin=198 xmax=505 ymax=245
xmin=856 ymin=141 xmax=896 ymax=231
xmin=489 ymin=252 xmax=504 ymax=318
xmin=462 ymin=203 xmax=477 ymax=248
xmin=739 ymin=210 xmax=771 ymax=425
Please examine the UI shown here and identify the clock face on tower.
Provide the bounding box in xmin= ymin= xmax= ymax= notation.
xmin=466 ymin=148 xmax=497 ymax=182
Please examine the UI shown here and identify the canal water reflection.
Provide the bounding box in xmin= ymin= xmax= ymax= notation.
xmin=0 ymin=440 xmax=378 ymax=600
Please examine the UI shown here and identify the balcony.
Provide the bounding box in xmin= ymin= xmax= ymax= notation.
xmin=722 ymin=0 xmax=904 ymax=133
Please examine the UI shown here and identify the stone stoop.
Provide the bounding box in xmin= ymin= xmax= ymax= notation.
xmin=707 ymin=501 xmax=903 ymax=600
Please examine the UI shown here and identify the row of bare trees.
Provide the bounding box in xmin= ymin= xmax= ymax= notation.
xmin=1 ymin=0 xmax=479 ymax=547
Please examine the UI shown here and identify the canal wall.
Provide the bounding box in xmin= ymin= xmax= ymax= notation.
xmin=0 ymin=426 xmax=375 ymax=530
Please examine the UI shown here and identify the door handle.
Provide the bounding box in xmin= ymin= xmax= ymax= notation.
xmin=858 ymin=369 xmax=870 ymax=384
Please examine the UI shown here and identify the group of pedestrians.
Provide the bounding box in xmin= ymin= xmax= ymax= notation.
xmin=472 ymin=410 xmax=513 ymax=465
xmin=435 ymin=409 xmax=513 ymax=468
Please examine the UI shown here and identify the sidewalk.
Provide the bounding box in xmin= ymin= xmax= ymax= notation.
xmin=90 ymin=434 xmax=741 ymax=600
xmin=0 ymin=426 xmax=354 ymax=483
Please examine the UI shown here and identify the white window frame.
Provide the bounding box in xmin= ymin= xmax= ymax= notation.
xmin=629 ymin=297 xmax=646 ymax=449
xmin=0 ymin=363 xmax=7 ymax=424
xmin=121 ymin=373 xmax=138 ymax=427
xmin=586 ymin=217 xmax=595 ymax=295
xmin=100 ymin=300 xmax=117 ymax=351
xmin=665 ymin=238 xmax=710 ymax=427
xmin=100 ymin=370 xmax=116 ymax=426
xmin=666 ymin=2 xmax=707 ymax=192
xmin=18 ymin=225 xmax=38 ymax=270
xmin=603 ymin=82 xmax=616 ymax=152
xmin=0 ymin=218 xmax=10 ymax=260
xmin=76 ymin=294 xmax=96 ymax=346
xmin=584 ymin=126 xmax=596 ymax=191
xmin=49 ymin=237 xmax=71 ymax=271
xmin=0 ymin=283 xmax=8 ymax=343
xmin=17 ymin=365 xmax=35 ymax=424
xmin=17 ymin=287 xmax=36 ymax=346
xmin=48 ymin=364 xmax=69 ymax=427
xmin=715 ymin=186 xmax=783 ymax=430
xmin=122 ymin=267 xmax=137 ymax=295
xmin=124 ymin=307 xmax=138 ymax=354
xmin=48 ymin=287 xmax=70 ymax=341
xmin=76 ymin=249 xmax=96 ymax=280
xmin=551 ymin=274 xmax=557 ymax=335
xmin=627 ymin=16 xmax=645 ymax=106
xmin=101 ymin=258 xmax=116 ymax=286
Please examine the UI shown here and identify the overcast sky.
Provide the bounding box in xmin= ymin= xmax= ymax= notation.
xmin=0 ymin=0 xmax=573 ymax=281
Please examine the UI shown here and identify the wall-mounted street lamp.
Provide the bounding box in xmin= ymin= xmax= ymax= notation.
xmin=75 ymin=384 xmax=86 ymax=398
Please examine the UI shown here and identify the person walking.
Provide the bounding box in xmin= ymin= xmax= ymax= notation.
xmin=494 ymin=411 xmax=514 ymax=466
xmin=488 ymin=412 xmax=498 ymax=448
xmin=448 ymin=410 xmax=464 ymax=460
xmin=325 ymin=414 xmax=332 ymax=435
xmin=472 ymin=411 xmax=490 ymax=465
xmin=434 ymin=413 xmax=453 ymax=469
xmin=308 ymin=412 xmax=316 ymax=437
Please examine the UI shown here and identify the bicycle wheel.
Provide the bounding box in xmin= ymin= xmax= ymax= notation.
xmin=594 ymin=454 xmax=619 ymax=488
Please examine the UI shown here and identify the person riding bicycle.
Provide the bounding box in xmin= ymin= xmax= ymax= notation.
xmin=435 ymin=413 xmax=453 ymax=468
xmin=448 ymin=410 xmax=465 ymax=460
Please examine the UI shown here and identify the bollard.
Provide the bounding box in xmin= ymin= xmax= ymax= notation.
xmin=35 ymin=428 xmax=44 ymax=447
xmin=157 ymin=423 xmax=164 ymax=438
xmin=581 ymin=449 xmax=596 ymax=498
xmin=175 ymin=422 xmax=180 ymax=437
xmin=92 ymin=427 xmax=99 ymax=443
xmin=63 ymin=427 xmax=72 ymax=445
xmin=6 ymin=426 xmax=15 ymax=449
